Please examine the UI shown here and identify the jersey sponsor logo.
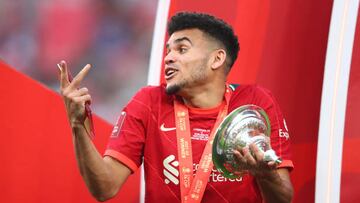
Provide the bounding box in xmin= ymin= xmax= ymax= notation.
xmin=111 ymin=111 xmax=126 ymax=137
xmin=162 ymin=155 xmax=243 ymax=185
xmin=279 ymin=119 xmax=290 ymax=140
xmin=163 ymin=155 xmax=179 ymax=185
xmin=279 ymin=129 xmax=289 ymax=140
xmin=160 ymin=123 xmax=176 ymax=132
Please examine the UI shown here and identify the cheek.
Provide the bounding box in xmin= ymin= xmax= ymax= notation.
xmin=180 ymin=54 xmax=209 ymax=76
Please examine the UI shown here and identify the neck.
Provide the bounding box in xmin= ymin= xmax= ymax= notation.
xmin=179 ymin=83 xmax=226 ymax=109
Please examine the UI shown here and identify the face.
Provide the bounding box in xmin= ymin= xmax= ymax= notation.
xmin=164 ymin=29 xmax=216 ymax=95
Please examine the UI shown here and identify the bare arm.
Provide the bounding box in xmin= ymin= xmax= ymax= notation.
xmin=58 ymin=61 xmax=131 ymax=201
xmin=234 ymin=144 xmax=293 ymax=203
xmin=255 ymin=168 xmax=293 ymax=203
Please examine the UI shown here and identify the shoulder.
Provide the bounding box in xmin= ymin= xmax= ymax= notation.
xmin=136 ymin=85 xmax=165 ymax=95
xmin=128 ymin=84 xmax=173 ymax=111
xmin=132 ymin=84 xmax=167 ymax=101
xmin=230 ymin=84 xmax=273 ymax=99
xmin=124 ymin=85 xmax=167 ymax=117
xmin=229 ymin=84 xmax=278 ymax=111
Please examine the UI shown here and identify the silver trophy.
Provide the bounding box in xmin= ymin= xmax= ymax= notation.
xmin=212 ymin=104 xmax=282 ymax=179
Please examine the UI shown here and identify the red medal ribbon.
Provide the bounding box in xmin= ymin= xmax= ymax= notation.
xmin=174 ymin=85 xmax=232 ymax=203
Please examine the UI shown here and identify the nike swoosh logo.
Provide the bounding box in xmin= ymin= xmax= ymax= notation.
xmin=160 ymin=123 xmax=176 ymax=132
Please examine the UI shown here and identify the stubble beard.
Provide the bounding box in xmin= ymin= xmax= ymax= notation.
xmin=165 ymin=59 xmax=208 ymax=95
xmin=165 ymin=82 xmax=184 ymax=95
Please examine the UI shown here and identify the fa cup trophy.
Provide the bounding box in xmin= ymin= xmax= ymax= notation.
xmin=212 ymin=104 xmax=282 ymax=179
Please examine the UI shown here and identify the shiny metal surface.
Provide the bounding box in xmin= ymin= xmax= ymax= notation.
xmin=212 ymin=104 xmax=281 ymax=179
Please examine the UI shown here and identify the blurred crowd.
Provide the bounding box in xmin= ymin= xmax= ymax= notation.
xmin=0 ymin=0 xmax=157 ymax=122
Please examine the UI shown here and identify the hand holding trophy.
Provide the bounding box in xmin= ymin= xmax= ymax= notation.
xmin=212 ymin=104 xmax=282 ymax=179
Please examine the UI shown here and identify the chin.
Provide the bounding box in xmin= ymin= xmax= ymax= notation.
xmin=165 ymin=83 xmax=181 ymax=95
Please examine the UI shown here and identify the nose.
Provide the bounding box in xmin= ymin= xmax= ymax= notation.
xmin=164 ymin=51 xmax=176 ymax=65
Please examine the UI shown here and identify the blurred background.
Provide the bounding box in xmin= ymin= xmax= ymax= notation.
xmin=0 ymin=0 xmax=157 ymax=123
xmin=1 ymin=0 xmax=359 ymax=202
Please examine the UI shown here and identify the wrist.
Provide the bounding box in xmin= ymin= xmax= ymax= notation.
xmin=70 ymin=116 xmax=85 ymax=127
xmin=254 ymin=169 xmax=278 ymax=182
xmin=71 ymin=121 xmax=84 ymax=127
xmin=70 ymin=120 xmax=86 ymax=132
xmin=70 ymin=120 xmax=93 ymax=139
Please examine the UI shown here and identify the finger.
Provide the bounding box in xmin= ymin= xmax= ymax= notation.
xmin=69 ymin=64 xmax=92 ymax=89
xmin=77 ymin=87 xmax=89 ymax=97
xmin=267 ymin=161 xmax=277 ymax=170
xmin=249 ymin=143 xmax=264 ymax=162
xmin=67 ymin=87 xmax=89 ymax=98
xmin=233 ymin=150 xmax=247 ymax=164
xmin=242 ymin=147 xmax=257 ymax=166
xmin=73 ymin=95 xmax=92 ymax=104
xmin=58 ymin=60 xmax=70 ymax=89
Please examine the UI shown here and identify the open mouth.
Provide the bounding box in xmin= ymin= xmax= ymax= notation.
xmin=165 ymin=67 xmax=178 ymax=80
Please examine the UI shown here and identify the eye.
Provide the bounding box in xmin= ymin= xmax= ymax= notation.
xmin=179 ymin=47 xmax=187 ymax=54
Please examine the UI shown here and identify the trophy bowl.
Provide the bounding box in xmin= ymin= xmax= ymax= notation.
xmin=212 ymin=104 xmax=281 ymax=179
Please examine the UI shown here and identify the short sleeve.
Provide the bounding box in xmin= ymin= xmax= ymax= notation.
xmin=104 ymin=87 xmax=152 ymax=173
xmin=255 ymin=86 xmax=294 ymax=170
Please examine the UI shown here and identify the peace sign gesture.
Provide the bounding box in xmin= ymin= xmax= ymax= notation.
xmin=58 ymin=60 xmax=92 ymax=127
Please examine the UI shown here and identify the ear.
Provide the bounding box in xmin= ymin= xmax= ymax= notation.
xmin=210 ymin=49 xmax=227 ymax=70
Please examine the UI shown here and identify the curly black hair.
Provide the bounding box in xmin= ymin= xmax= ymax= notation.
xmin=168 ymin=12 xmax=240 ymax=72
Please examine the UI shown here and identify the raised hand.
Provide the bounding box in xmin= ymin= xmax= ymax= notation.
xmin=58 ymin=60 xmax=92 ymax=126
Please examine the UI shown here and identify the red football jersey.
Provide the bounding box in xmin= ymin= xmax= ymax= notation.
xmin=104 ymin=84 xmax=293 ymax=203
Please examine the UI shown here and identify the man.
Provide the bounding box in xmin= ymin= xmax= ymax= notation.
xmin=58 ymin=12 xmax=293 ymax=203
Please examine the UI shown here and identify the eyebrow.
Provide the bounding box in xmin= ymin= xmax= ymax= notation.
xmin=166 ymin=37 xmax=193 ymax=49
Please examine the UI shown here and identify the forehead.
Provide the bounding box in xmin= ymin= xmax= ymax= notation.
xmin=167 ymin=28 xmax=205 ymax=45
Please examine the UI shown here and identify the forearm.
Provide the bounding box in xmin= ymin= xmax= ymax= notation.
xmin=255 ymin=169 xmax=293 ymax=203
xmin=72 ymin=124 xmax=117 ymax=201
xmin=58 ymin=61 xmax=125 ymax=201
